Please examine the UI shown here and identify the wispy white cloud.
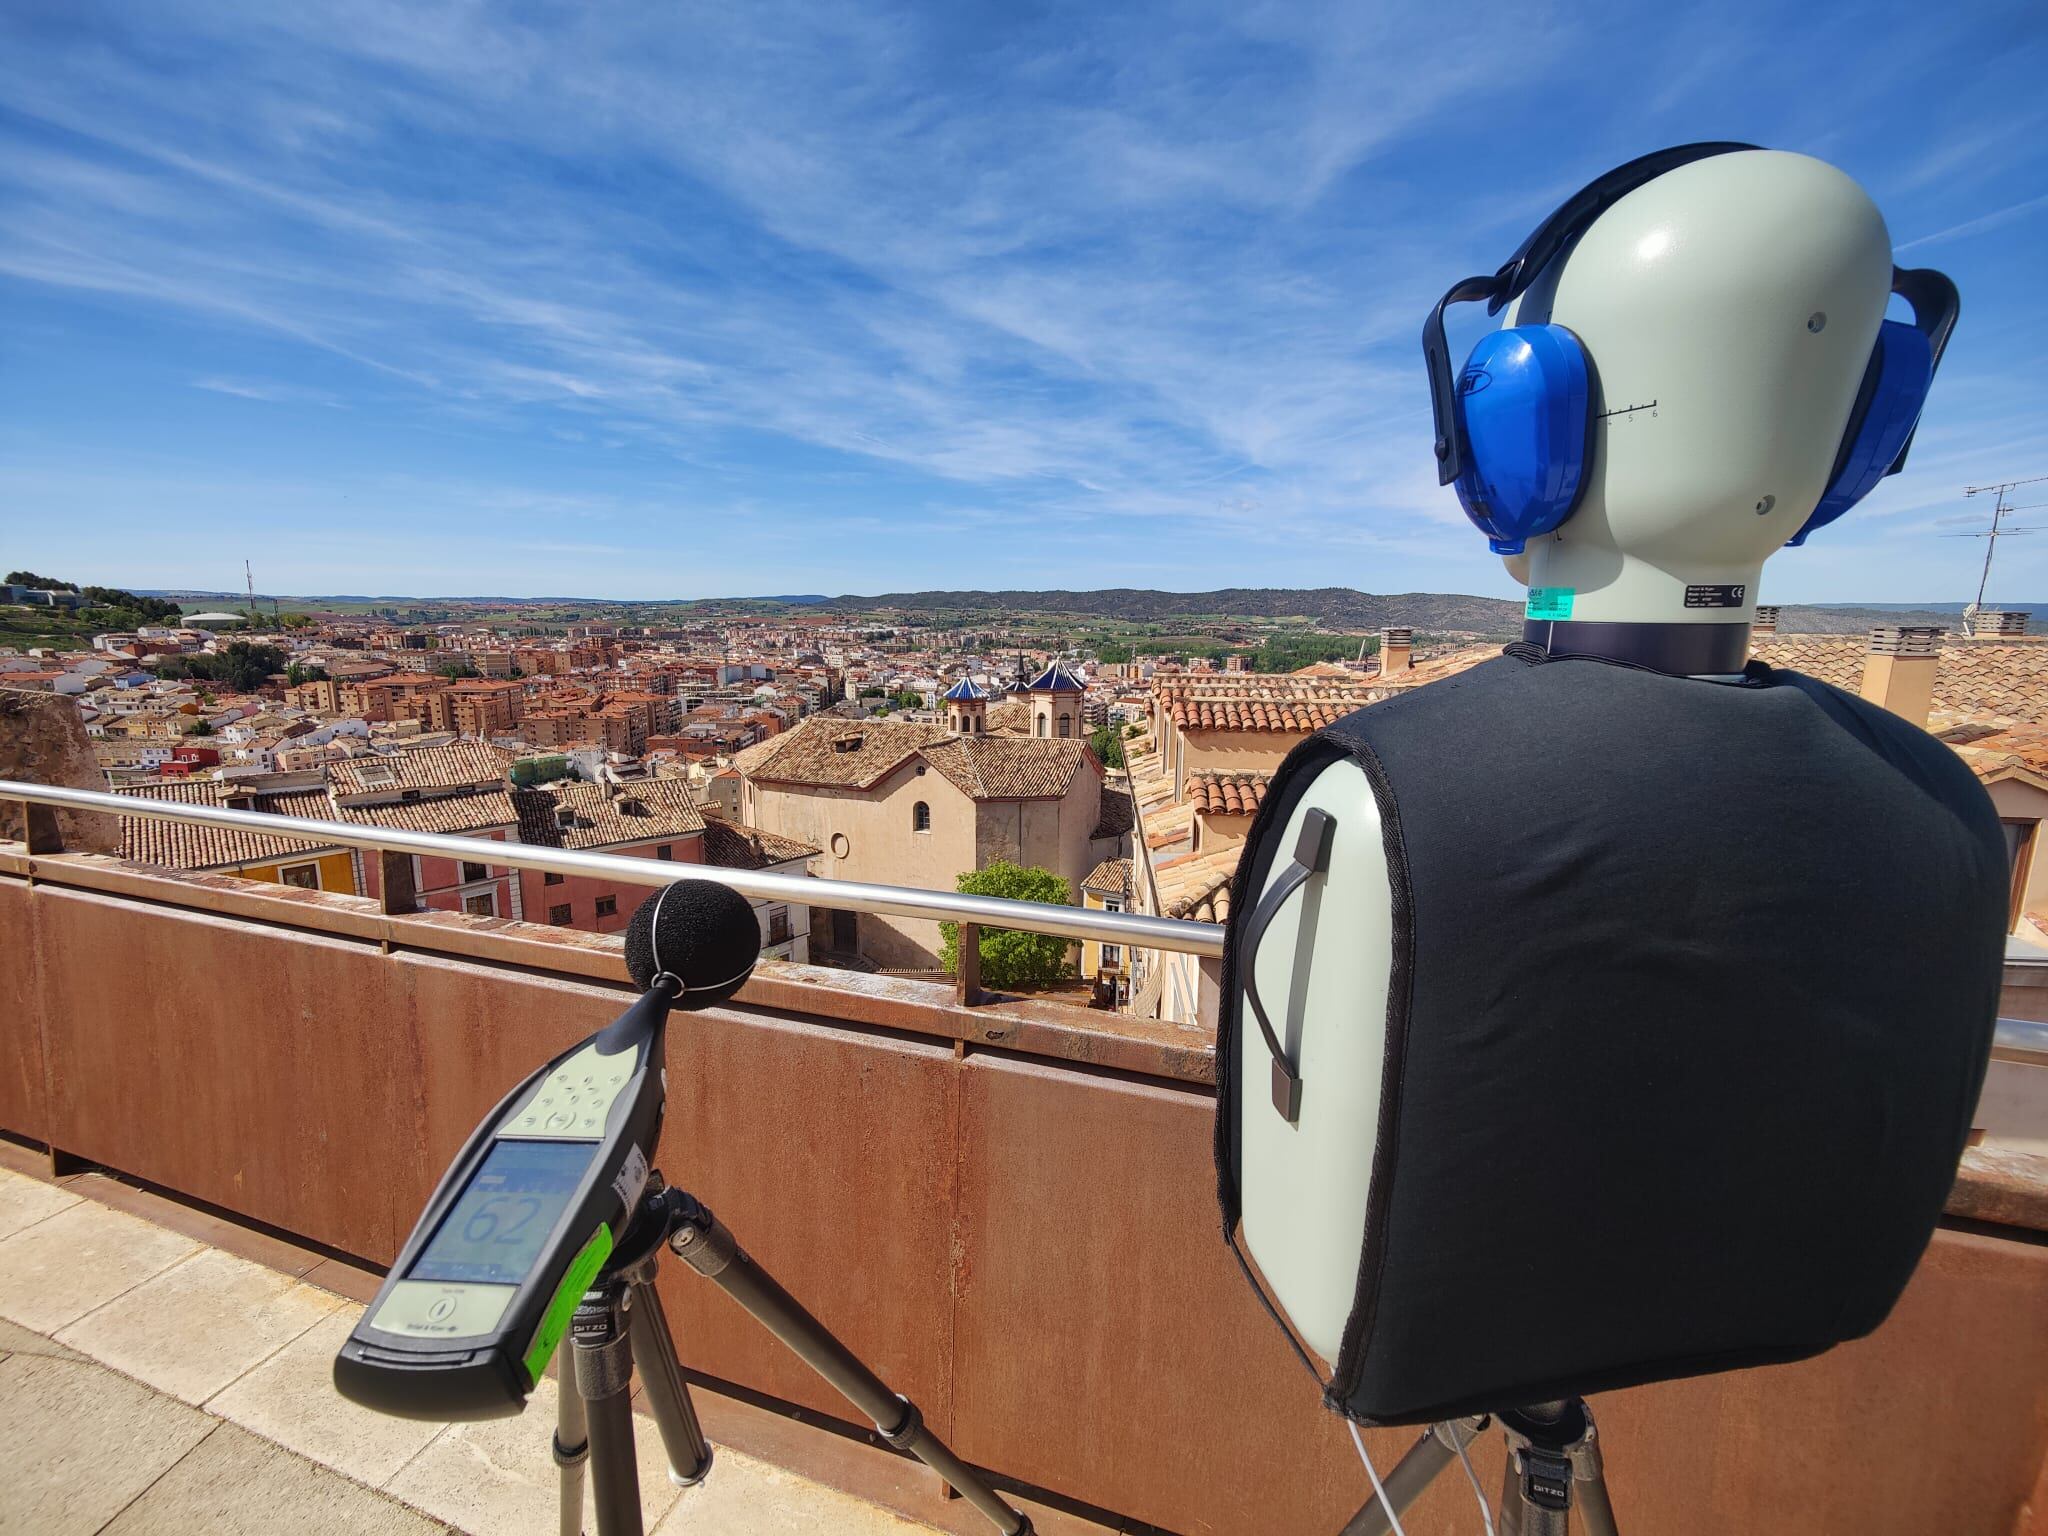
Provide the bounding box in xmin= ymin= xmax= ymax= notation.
xmin=0 ymin=0 xmax=2043 ymax=600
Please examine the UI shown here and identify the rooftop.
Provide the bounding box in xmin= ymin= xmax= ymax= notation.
xmin=510 ymin=777 xmax=706 ymax=849
xmin=1753 ymin=635 xmax=2048 ymax=725
xmin=1187 ymin=771 xmax=1271 ymax=818
xmin=734 ymin=715 xmax=1094 ymax=799
xmin=1024 ymin=661 xmax=1086 ymax=694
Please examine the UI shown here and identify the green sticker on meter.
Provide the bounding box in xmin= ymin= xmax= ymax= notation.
xmin=1525 ymin=586 xmax=1576 ymax=621
xmin=523 ymin=1223 xmax=613 ymax=1382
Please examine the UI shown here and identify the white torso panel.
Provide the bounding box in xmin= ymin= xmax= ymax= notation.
xmin=1237 ymin=758 xmax=1395 ymax=1365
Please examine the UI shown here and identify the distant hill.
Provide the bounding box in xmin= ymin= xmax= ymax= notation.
xmin=814 ymin=587 xmax=1526 ymax=631
xmin=119 ymin=586 xmax=2047 ymax=638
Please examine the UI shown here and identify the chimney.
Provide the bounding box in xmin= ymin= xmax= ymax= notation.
xmin=1982 ymin=610 xmax=2030 ymax=637
xmin=1859 ymin=626 xmax=1943 ymax=728
xmin=1379 ymin=627 xmax=1413 ymax=676
xmin=1752 ymin=605 xmax=1780 ymax=639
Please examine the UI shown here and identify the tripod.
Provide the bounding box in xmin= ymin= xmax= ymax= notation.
xmin=1340 ymin=1399 xmax=1617 ymax=1536
xmin=550 ymin=1168 xmax=1033 ymax=1536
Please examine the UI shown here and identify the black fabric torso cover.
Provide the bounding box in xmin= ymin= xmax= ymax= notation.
xmin=1217 ymin=648 xmax=2008 ymax=1425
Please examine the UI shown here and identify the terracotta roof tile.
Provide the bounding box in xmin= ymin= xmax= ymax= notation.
xmin=328 ymin=741 xmax=504 ymax=798
xmin=1754 ymin=636 xmax=2048 ymax=726
xmin=332 ymin=791 xmax=518 ymax=836
xmin=918 ymin=735 xmax=1088 ymax=800
xmin=1167 ymin=698 xmax=1358 ymax=731
xmin=1189 ymin=771 xmax=1270 ymax=817
xmin=114 ymin=780 xmax=346 ymax=870
xmin=1153 ymin=844 xmax=1242 ymax=922
xmin=734 ymin=715 xmax=1087 ymax=800
xmin=1090 ymin=786 xmax=1134 ymax=840
xmin=1082 ymin=857 xmax=1133 ymax=899
xmin=511 ymin=779 xmax=704 ymax=850
xmin=700 ymin=818 xmax=820 ymax=870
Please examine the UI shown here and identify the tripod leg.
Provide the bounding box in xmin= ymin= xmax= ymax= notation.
xmin=626 ymin=1277 xmax=713 ymax=1487
xmin=1566 ymin=1406 xmax=1619 ymax=1536
xmin=1339 ymin=1418 xmax=1487 ymax=1536
xmin=554 ymin=1374 xmax=590 ymax=1536
xmin=669 ymin=1195 xmax=1034 ymax=1536
xmin=1497 ymin=1401 xmax=1616 ymax=1536
xmin=573 ymin=1288 xmax=646 ymax=1536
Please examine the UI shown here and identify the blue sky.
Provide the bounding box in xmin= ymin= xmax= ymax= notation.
xmin=2 ymin=1 xmax=2044 ymax=604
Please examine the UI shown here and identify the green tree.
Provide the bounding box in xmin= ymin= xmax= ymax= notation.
xmin=437 ymin=659 xmax=481 ymax=680
xmin=5 ymin=570 xmax=77 ymax=591
xmin=186 ymin=719 xmax=215 ymax=736
xmin=890 ymin=689 xmax=923 ymax=711
xmin=285 ymin=661 xmax=329 ymax=686
xmin=156 ymin=641 xmax=288 ymax=693
xmin=86 ymin=587 xmax=181 ymax=623
xmin=1095 ymin=640 xmax=1133 ymax=665
xmin=1088 ymin=723 xmax=1125 ymax=770
xmin=938 ymin=862 xmax=1075 ymax=989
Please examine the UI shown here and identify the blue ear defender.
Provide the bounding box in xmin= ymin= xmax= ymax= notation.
xmin=1422 ymin=145 xmax=1959 ymax=555
xmin=1450 ymin=323 xmax=1593 ymax=555
xmin=1785 ymin=267 xmax=1958 ymax=546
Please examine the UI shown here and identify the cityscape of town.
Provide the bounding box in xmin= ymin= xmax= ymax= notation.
xmin=8 ymin=569 xmax=2048 ymax=1027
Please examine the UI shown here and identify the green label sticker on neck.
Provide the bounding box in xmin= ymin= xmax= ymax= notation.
xmin=1525 ymin=587 xmax=1576 ymax=621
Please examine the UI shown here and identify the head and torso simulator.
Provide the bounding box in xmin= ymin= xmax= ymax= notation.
xmin=1218 ymin=146 xmax=2005 ymax=1433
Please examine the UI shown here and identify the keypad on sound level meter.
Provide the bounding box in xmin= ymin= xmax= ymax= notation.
xmin=502 ymin=1042 xmax=634 ymax=1139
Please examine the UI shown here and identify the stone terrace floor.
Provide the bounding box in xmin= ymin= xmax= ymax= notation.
xmin=0 ymin=1155 xmax=966 ymax=1536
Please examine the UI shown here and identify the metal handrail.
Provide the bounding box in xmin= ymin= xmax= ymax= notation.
xmin=0 ymin=778 xmax=1226 ymax=958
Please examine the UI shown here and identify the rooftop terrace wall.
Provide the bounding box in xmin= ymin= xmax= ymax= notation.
xmin=3 ymin=846 xmax=2046 ymax=1535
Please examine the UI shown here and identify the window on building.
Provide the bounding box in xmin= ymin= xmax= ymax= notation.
xmin=1035 ymin=715 xmax=1047 ymax=737
xmin=913 ymin=800 xmax=931 ymax=833
xmin=657 ymin=844 xmax=673 ymax=860
xmin=279 ymin=863 xmax=320 ymax=890
xmin=595 ymin=895 xmax=617 ymax=918
xmin=1057 ymin=714 xmax=1072 ymax=738
xmin=2002 ymin=819 xmax=2037 ymax=931
xmin=463 ymin=892 xmax=496 ymax=918
xmin=462 ymin=861 xmax=488 ymax=884
xmin=549 ymin=904 xmax=572 ymax=925
xmin=1103 ymin=895 xmax=1123 ymax=914
xmin=544 ymin=871 xmax=563 ymax=886
xmin=767 ymin=905 xmax=791 ymax=945
xmin=1101 ymin=943 xmax=1122 ymax=969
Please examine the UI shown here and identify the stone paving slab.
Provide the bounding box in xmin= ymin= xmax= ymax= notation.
xmin=0 ymin=1351 xmax=213 ymax=1536
xmin=0 ymin=1197 xmax=198 ymax=1333
xmin=0 ymin=1164 xmax=956 ymax=1536
xmin=386 ymin=1374 xmax=681 ymax=1536
xmin=206 ymin=1307 xmax=449 ymax=1489
xmin=100 ymin=1420 xmax=452 ymax=1536
xmin=0 ymin=1168 xmax=81 ymax=1240
xmin=59 ymin=1246 xmax=343 ymax=1405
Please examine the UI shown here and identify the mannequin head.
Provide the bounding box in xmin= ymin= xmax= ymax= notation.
xmin=1425 ymin=146 xmax=1956 ymax=672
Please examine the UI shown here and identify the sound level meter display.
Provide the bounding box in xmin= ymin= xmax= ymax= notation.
xmin=413 ymin=1140 xmax=588 ymax=1286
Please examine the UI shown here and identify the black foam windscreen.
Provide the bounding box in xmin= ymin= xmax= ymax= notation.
xmin=624 ymin=879 xmax=761 ymax=1008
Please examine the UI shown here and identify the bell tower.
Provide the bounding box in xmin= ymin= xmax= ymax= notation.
xmin=1024 ymin=660 xmax=1086 ymax=739
xmin=942 ymin=676 xmax=988 ymax=735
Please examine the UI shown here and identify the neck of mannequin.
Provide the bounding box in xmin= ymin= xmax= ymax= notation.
xmin=1522 ymin=543 xmax=1763 ymax=676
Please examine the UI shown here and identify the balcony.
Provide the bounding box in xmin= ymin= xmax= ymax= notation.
xmin=4 ymin=782 xmax=2048 ymax=1535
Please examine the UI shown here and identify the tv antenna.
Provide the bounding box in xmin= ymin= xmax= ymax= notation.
xmin=1948 ymin=476 xmax=2048 ymax=634
xmin=245 ymin=559 xmax=258 ymax=624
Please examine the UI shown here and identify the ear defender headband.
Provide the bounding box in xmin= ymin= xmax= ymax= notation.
xmin=1420 ymin=143 xmax=1960 ymax=554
